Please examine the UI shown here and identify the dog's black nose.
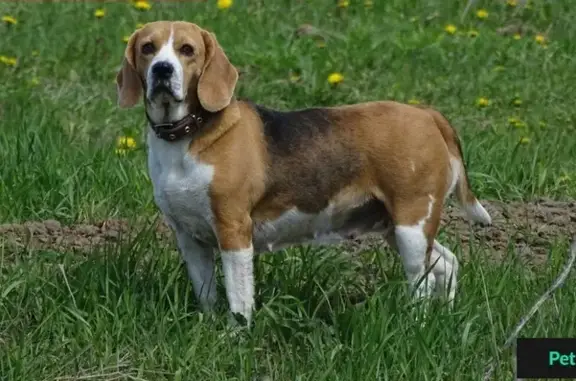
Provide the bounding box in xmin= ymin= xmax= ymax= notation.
xmin=151 ymin=61 xmax=174 ymax=79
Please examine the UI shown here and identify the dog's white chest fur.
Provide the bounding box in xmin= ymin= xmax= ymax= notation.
xmin=147 ymin=134 xmax=216 ymax=243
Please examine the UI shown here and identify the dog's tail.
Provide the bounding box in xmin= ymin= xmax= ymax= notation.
xmin=426 ymin=108 xmax=492 ymax=225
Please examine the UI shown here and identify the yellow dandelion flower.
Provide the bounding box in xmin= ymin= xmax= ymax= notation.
xmin=364 ymin=0 xmax=373 ymax=8
xmin=327 ymin=72 xmax=344 ymax=85
xmin=337 ymin=0 xmax=350 ymax=8
xmin=408 ymin=99 xmax=421 ymax=105
xmin=468 ymin=29 xmax=479 ymax=38
xmin=1 ymin=15 xmax=17 ymax=25
xmin=94 ymin=9 xmax=106 ymax=18
xmin=476 ymin=9 xmax=488 ymax=19
xmin=28 ymin=77 xmax=40 ymax=86
xmin=507 ymin=0 xmax=517 ymax=7
xmin=0 ymin=56 xmax=17 ymax=66
xmin=289 ymin=75 xmax=301 ymax=83
xmin=117 ymin=136 xmax=137 ymax=149
xmin=534 ymin=34 xmax=546 ymax=44
xmin=519 ymin=137 xmax=530 ymax=145
xmin=136 ymin=23 xmax=145 ymax=29
xmin=217 ymin=0 xmax=233 ymax=10
xmin=508 ymin=117 xmax=525 ymax=128
xmin=508 ymin=117 xmax=526 ymax=128
xmin=513 ymin=33 xmax=522 ymax=40
xmin=133 ymin=1 xmax=151 ymax=11
xmin=513 ymin=98 xmax=522 ymax=106
xmin=476 ymin=97 xmax=490 ymax=107
xmin=444 ymin=24 xmax=457 ymax=34
xmin=123 ymin=35 xmax=130 ymax=43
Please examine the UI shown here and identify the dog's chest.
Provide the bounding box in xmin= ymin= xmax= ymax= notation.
xmin=147 ymin=135 xmax=215 ymax=242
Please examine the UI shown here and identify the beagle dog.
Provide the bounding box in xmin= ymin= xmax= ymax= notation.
xmin=116 ymin=21 xmax=492 ymax=326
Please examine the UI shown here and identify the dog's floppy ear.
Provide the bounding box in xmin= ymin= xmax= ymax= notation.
xmin=116 ymin=31 xmax=142 ymax=108
xmin=197 ymin=30 xmax=238 ymax=113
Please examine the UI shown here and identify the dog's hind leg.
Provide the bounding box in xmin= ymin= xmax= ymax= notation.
xmin=388 ymin=194 xmax=444 ymax=304
xmin=430 ymin=240 xmax=459 ymax=308
xmin=387 ymin=233 xmax=458 ymax=308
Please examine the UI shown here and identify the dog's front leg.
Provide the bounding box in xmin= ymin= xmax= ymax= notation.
xmin=215 ymin=215 xmax=255 ymax=327
xmin=175 ymin=229 xmax=217 ymax=313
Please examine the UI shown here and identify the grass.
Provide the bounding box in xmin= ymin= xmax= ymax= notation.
xmin=1 ymin=0 xmax=575 ymax=380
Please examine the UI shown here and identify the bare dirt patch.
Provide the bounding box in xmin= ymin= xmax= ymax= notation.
xmin=444 ymin=198 xmax=576 ymax=262
xmin=344 ymin=199 xmax=576 ymax=264
xmin=0 ymin=218 xmax=172 ymax=254
xmin=1 ymin=200 xmax=575 ymax=264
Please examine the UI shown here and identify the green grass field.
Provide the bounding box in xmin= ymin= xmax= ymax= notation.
xmin=1 ymin=1 xmax=576 ymax=380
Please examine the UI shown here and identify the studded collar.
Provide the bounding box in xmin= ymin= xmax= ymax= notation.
xmin=146 ymin=111 xmax=205 ymax=142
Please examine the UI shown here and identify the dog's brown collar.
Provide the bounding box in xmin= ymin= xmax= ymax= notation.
xmin=146 ymin=112 xmax=204 ymax=142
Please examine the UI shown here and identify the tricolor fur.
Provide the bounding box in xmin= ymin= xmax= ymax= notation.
xmin=116 ymin=21 xmax=491 ymax=326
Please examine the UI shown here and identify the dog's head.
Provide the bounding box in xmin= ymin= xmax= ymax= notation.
xmin=116 ymin=21 xmax=238 ymax=121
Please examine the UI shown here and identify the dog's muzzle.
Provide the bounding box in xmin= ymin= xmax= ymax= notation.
xmin=149 ymin=61 xmax=177 ymax=98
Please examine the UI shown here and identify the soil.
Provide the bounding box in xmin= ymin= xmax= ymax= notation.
xmin=1 ymin=199 xmax=575 ymax=264
xmin=443 ymin=198 xmax=576 ymax=262
xmin=341 ymin=198 xmax=576 ymax=265
xmin=0 ymin=218 xmax=172 ymax=254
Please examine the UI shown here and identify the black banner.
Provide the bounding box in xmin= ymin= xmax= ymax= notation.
xmin=517 ymin=338 xmax=576 ymax=379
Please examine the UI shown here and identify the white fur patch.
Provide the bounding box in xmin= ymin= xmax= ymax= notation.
xmin=463 ymin=199 xmax=492 ymax=225
xmin=253 ymin=207 xmax=334 ymax=253
xmin=447 ymin=156 xmax=491 ymax=225
xmin=446 ymin=156 xmax=461 ymax=201
xmin=147 ymin=134 xmax=216 ymax=243
xmin=431 ymin=240 xmax=458 ymax=308
xmin=146 ymin=29 xmax=184 ymax=102
xmin=221 ymin=247 xmax=255 ymax=324
xmin=394 ymin=195 xmax=436 ymax=300
xmin=147 ymin=99 xmax=189 ymax=125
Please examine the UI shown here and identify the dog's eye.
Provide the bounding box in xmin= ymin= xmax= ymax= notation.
xmin=141 ymin=42 xmax=156 ymax=55
xmin=179 ymin=44 xmax=194 ymax=56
